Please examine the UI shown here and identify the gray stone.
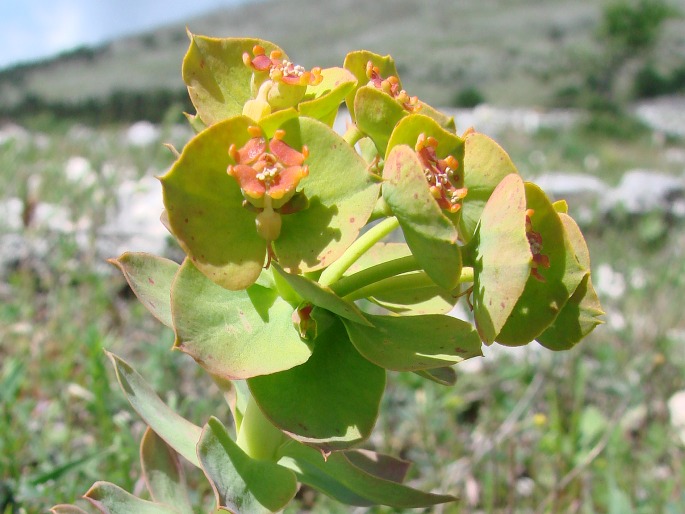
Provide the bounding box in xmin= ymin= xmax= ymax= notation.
xmin=602 ymin=169 xmax=684 ymax=215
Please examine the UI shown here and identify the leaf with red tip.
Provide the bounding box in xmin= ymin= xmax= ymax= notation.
xmin=536 ymin=213 xmax=603 ymax=350
xmin=382 ymin=144 xmax=462 ymax=290
xmin=183 ymin=34 xmax=284 ymax=126
xmin=160 ymin=115 xmax=266 ymax=291
xmin=459 ymin=132 xmax=520 ymax=243
xmin=140 ymin=428 xmax=193 ymax=513
xmin=108 ymin=252 xmax=179 ymax=328
xmin=108 ymin=352 xmax=203 ymax=468
xmin=197 ymin=417 xmax=297 ymax=513
xmin=471 ymin=174 xmax=531 ymax=344
xmin=171 ymin=259 xmax=312 ymax=379
xmin=84 ymin=482 xmax=172 ymax=514
xmin=278 ymin=442 xmax=458 ymax=507
xmin=342 ymin=313 xmax=482 ymax=371
xmin=495 ymin=183 xmax=587 ymax=346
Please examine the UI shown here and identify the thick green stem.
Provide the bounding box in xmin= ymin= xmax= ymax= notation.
xmin=318 ymin=217 xmax=400 ymax=287
xmin=343 ymin=267 xmax=474 ymax=302
xmin=368 ymin=196 xmax=393 ymax=222
xmin=342 ymin=123 xmax=364 ymax=146
xmin=330 ymin=255 xmax=421 ymax=298
xmin=235 ymin=394 xmax=285 ymax=461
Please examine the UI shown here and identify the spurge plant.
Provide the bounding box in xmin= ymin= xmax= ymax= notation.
xmin=52 ymin=33 xmax=603 ymax=513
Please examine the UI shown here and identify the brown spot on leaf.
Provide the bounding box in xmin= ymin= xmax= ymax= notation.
xmin=148 ymin=277 xmax=155 ymax=285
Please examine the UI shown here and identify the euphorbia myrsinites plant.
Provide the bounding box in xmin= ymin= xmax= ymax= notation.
xmin=52 ymin=33 xmax=603 ymax=513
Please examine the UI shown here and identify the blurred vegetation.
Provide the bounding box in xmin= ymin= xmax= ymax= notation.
xmin=1 ymin=89 xmax=193 ymax=126
xmin=555 ymin=0 xmax=683 ymax=110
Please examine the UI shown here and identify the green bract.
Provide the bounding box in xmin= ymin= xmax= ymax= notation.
xmin=57 ymin=33 xmax=603 ymax=513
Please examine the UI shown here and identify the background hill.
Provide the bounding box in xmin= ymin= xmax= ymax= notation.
xmin=1 ymin=0 xmax=684 ymax=121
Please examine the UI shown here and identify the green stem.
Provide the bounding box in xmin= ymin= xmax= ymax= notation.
xmin=318 ymin=217 xmax=400 ymax=287
xmin=368 ymin=196 xmax=393 ymax=222
xmin=330 ymin=255 xmax=421 ymax=298
xmin=235 ymin=394 xmax=285 ymax=461
xmin=342 ymin=123 xmax=364 ymax=146
xmin=343 ymin=267 xmax=474 ymax=302
xmin=344 ymin=273 xmax=434 ymax=302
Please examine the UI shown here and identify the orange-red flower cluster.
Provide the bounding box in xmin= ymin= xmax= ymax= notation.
xmin=415 ymin=133 xmax=467 ymax=213
xmin=366 ymin=61 xmax=420 ymax=112
xmin=244 ymin=45 xmax=323 ymax=86
xmin=228 ymin=126 xmax=309 ymax=205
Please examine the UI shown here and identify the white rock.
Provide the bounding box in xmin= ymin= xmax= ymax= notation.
xmin=33 ymin=203 xmax=74 ymax=232
xmin=594 ymin=263 xmax=626 ymax=300
xmin=0 ymin=123 xmax=29 ymax=145
xmin=447 ymin=105 xmax=578 ymax=137
xmin=0 ymin=197 xmax=24 ymax=231
xmin=634 ymin=96 xmax=685 ymax=138
xmin=126 ymin=121 xmax=160 ymax=147
xmin=98 ymin=175 xmax=168 ymax=257
xmin=532 ymin=172 xmax=607 ymax=200
xmin=668 ymin=390 xmax=685 ymax=445
xmin=64 ymin=156 xmax=97 ymax=187
xmin=602 ymin=169 xmax=684 ymax=215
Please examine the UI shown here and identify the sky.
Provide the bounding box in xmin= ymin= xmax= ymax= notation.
xmin=0 ymin=0 xmax=249 ymax=69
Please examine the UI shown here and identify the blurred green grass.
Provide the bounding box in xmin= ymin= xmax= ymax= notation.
xmin=1 ymin=110 xmax=684 ymax=513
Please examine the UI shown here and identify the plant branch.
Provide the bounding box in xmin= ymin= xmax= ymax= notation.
xmin=342 ymin=123 xmax=364 ymax=146
xmin=330 ymin=255 xmax=422 ymax=298
xmin=318 ymin=217 xmax=399 ymax=287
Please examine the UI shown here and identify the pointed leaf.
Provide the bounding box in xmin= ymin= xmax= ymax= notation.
xmin=342 ymin=313 xmax=482 ymax=371
xmin=183 ymin=34 xmax=284 ymax=125
xmin=417 ymin=103 xmax=456 ymax=132
xmin=160 ymin=115 xmax=266 ymax=290
xmin=354 ymin=86 xmax=408 ymax=154
xmin=414 ymin=366 xmax=458 ymax=386
xmin=343 ymin=50 xmax=400 ymax=120
xmin=383 ymin=144 xmax=462 ymax=290
xmin=536 ymin=213 xmax=603 ymax=350
xmin=344 ymin=449 xmax=411 ymax=484
xmin=279 ymin=442 xmax=457 ymax=508
xmin=108 ymin=352 xmax=203 ymax=467
xmin=198 ymin=417 xmax=297 ymax=513
xmin=385 ymin=112 xmax=464 ymax=230
xmin=298 ymin=67 xmax=357 ymax=126
xmin=249 ymin=315 xmax=385 ymax=451
xmin=108 ymin=253 xmax=179 ymax=328
xmin=51 ymin=506 xmax=91 ymax=514
xmin=472 ymin=174 xmax=531 ymax=344
xmin=84 ymin=482 xmax=174 ymax=514
xmin=171 ymin=259 xmax=312 ymax=379
xmin=140 ymin=428 xmax=193 ymax=513
xmin=272 ymin=116 xmax=381 ymax=273
xmin=496 ymin=183 xmax=588 ymax=345
xmin=459 ymin=132 xmax=519 ymax=243
xmin=271 ymin=263 xmax=371 ymax=326
xmin=386 ymin=113 xmax=464 ymax=163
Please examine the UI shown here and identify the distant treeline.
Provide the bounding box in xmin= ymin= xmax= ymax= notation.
xmin=0 ymin=88 xmax=194 ymax=125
